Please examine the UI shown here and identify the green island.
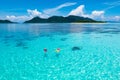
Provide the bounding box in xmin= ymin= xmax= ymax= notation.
xmin=0 ymin=15 xmax=106 ymax=23
xmin=0 ymin=20 xmax=13 ymax=23
xmin=25 ymin=15 xmax=106 ymax=23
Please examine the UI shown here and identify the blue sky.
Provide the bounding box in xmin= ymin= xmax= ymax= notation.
xmin=0 ymin=0 xmax=120 ymax=22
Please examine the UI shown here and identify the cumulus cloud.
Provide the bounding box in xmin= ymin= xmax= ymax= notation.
xmin=68 ymin=5 xmax=105 ymax=20
xmin=68 ymin=5 xmax=84 ymax=16
xmin=6 ymin=15 xmax=31 ymax=22
xmin=27 ymin=9 xmax=42 ymax=17
xmin=91 ymin=11 xmax=104 ymax=17
xmin=27 ymin=9 xmax=49 ymax=18
xmin=6 ymin=9 xmax=49 ymax=22
xmin=90 ymin=11 xmax=105 ymax=20
xmin=44 ymin=2 xmax=76 ymax=15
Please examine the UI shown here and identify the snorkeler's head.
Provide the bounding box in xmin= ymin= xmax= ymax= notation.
xmin=44 ymin=48 xmax=47 ymax=52
xmin=57 ymin=48 xmax=60 ymax=50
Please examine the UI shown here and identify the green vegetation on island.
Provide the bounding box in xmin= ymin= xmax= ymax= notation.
xmin=0 ymin=20 xmax=13 ymax=23
xmin=0 ymin=15 xmax=106 ymax=23
xmin=24 ymin=15 xmax=105 ymax=23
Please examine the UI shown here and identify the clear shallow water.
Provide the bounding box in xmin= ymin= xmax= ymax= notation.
xmin=0 ymin=23 xmax=120 ymax=80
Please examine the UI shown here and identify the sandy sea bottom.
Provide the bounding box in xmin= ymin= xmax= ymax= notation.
xmin=0 ymin=23 xmax=120 ymax=80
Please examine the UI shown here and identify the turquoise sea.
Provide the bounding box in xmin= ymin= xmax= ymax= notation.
xmin=0 ymin=23 xmax=120 ymax=80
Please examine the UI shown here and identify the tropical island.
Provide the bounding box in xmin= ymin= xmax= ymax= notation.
xmin=0 ymin=15 xmax=106 ymax=23
xmin=0 ymin=20 xmax=13 ymax=23
xmin=25 ymin=15 xmax=105 ymax=23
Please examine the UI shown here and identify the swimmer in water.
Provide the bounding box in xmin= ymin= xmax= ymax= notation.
xmin=43 ymin=48 xmax=47 ymax=57
xmin=55 ymin=48 xmax=60 ymax=57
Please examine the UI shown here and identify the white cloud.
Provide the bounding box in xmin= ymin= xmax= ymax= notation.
xmin=68 ymin=5 xmax=84 ymax=16
xmin=6 ymin=9 xmax=49 ymax=22
xmin=114 ymin=16 xmax=120 ymax=21
xmin=91 ymin=11 xmax=104 ymax=17
xmin=90 ymin=11 xmax=105 ymax=20
xmin=69 ymin=6 xmax=120 ymax=21
xmin=6 ymin=15 xmax=31 ymax=22
xmin=44 ymin=2 xmax=76 ymax=15
xmin=106 ymin=16 xmax=120 ymax=21
xmin=27 ymin=9 xmax=42 ymax=17
xmin=27 ymin=9 xmax=49 ymax=18
xmin=68 ymin=5 xmax=105 ymax=20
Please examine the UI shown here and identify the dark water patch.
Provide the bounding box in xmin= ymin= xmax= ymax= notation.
xmin=16 ymin=41 xmax=26 ymax=47
xmin=2 ymin=37 xmax=10 ymax=41
xmin=39 ymin=34 xmax=46 ymax=37
xmin=103 ymin=27 xmax=119 ymax=29
xmin=3 ymin=40 xmax=8 ymax=44
xmin=84 ymin=27 xmax=99 ymax=32
xmin=99 ymin=31 xmax=120 ymax=34
xmin=49 ymin=37 xmax=55 ymax=41
xmin=72 ymin=46 xmax=82 ymax=51
xmin=60 ymin=38 xmax=67 ymax=41
xmin=110 ymin=32 xmax=120 ymax=34
xmin=97 ymin=28 xmax=120 ymax=34
xmin=22 ymin=46 xmax=29 ymax=49
xmin=4 ymin=43 xmax=9 ymax=46
xmin=94 ymin=37 xmax=101 ymax=38
xmin=2 ymin=39 xmax=11 ymax=46
xmin=5 ymin=42 xmax=10 ymax=46
xmin=39 ymin=34 xmax=51 ymax=37
xmin=26 ymin=36 xmax=40 ymax=41
xmin=14 ymin=38 xmax=25 ymax=43
xmin=24 ymin=37 xmax=33 ymax=41
xmin=15 ymin=41 xmax=29 ymax=49
xmin=49 ymin=36 xmax=54 ymax=40
xmin=4 ymin=35 xmax=14 ymax=39
xmin=99 ymin=30 xmax=120 ymax=33
xmin=83 ymin=32 xmax=91 ymax=34
xmin=46 ymin=34 xmax=51 ymax=37
xmin=15 ymin=37 xmax=33 ymax=42
xmin=104 ymin=35 xmax=113 ymax=37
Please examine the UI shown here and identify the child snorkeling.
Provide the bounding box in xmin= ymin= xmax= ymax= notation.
xmin=55 ymin=48 xmax=60 ymax=57
xmin=43 ymin=48 xmax=47 ymax=57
